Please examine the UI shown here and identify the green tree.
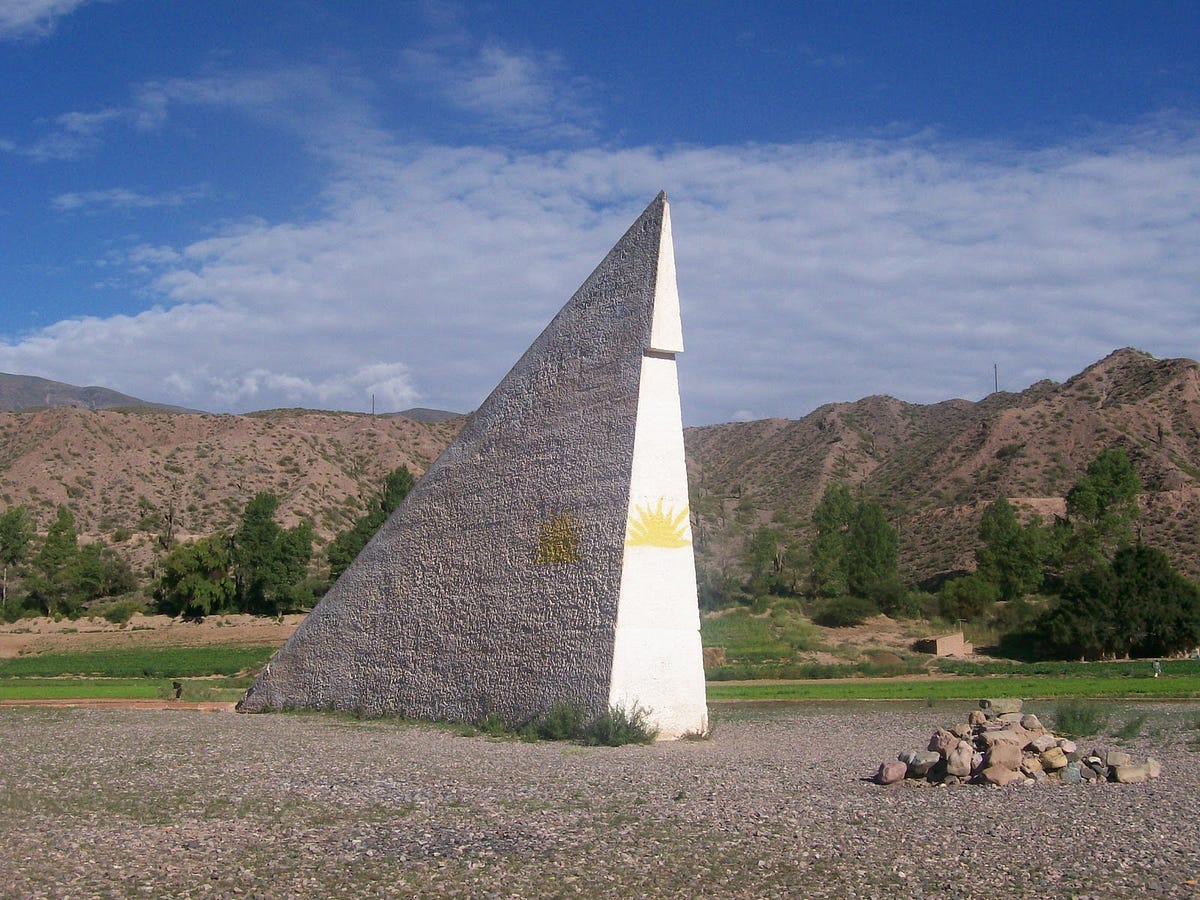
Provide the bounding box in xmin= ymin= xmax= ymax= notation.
xmin=845 ymin=501 xmax=897 ymax=598
xmin=809 ymin=483 xmax=853 ymax=598
xmin=939 ymin=573 xmax=1000 ymax=621
xmin=231 ymin=493 xmax=315 ymax=616
xmin=327 ymin=466 xmax=415 ymax=580
xmin=1065 ymin=447 xmax=1141 ymax=564
xmin=0 ymin=505 xmax=34 ymax=610
xmin=70 ymin=542 xmax=137 ymax=603
xmin=976 ymin=497 xmax=1045 ymax=601
xmin=28 ymin=506 xmax=81 ymax=616
xmin=1040 ymin=544 xmax=1200 ymax=659
xmin=743 ymin=526 xmax=786 ymax=599
xmin=155 ymin=535 xmax=236 ymax=619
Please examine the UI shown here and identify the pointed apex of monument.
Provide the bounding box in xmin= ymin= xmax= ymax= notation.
xmin=649 ymin=194 xmax=683 ymax=354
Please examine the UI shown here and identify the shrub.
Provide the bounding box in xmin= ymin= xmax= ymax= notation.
xmin=94 ymin=596 xmax=143 ymax=625
xmin=939 ymin=574 xmax=1000 ymax=620
xmin=814 ymin=596 xmax=877 ymax=628
xmin=580 ymin=703 xmax=658 ymax=746
xmin=1053 ymin=700 xmax=1108 ymax=738
xmin=1114 ymin=715 xmax=1147 ymax=741
xmin=525 ymin=701 xmax=588 ymax=741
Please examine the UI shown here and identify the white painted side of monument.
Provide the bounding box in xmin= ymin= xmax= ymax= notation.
xmin=609 ymin=199 xmax=709 ymax=739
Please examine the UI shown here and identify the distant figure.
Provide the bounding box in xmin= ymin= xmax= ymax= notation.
xmin=1152 ymin=660 xmax=1162 ymax=678
xmin=172 ymin=681 xmax=183 ymax=699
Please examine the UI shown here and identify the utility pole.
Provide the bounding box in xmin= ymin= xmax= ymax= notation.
xmin=994 ymin=363 xmax=998 ymax=394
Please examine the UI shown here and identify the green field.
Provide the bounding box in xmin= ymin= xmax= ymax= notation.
xmin=5 ymin=645 xmax=1200 ymax=704
xmin=707 ymin=674 xmax=1200 ymax=702
xmin=0 ymin=645 xmax=275 ymax=703
xmin=0 ymin=645 xmax=277 ymax=679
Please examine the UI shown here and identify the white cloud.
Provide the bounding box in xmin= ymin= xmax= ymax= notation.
xmin=0 ymin=0 xmax=94 ymax=40
xmin=1 ymin=122 xmax=1197 ymax=424
xmin=52 ymin=185 xmax=206 ymax=212
xmin=401 ymin=40 xmax=598 ymax=140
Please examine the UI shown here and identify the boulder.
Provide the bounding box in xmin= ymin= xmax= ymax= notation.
xmin=984 ymin=742 xmax=1023 ymax=771
xmin=968 ymin=709 xmax=988 ymax=727
xmin=875 ymin=759 xmax=908 ymax=785
xmin=1112 ymin=764 xmax=1148 ymax=784
xmin=981 ymin=698 xmax=1022 ymax=715
xmin=1104 ymin=749 xmax=1132 ymax=768
xmin=1039 ymin=746 xmax=1068 ymax=771
xmin=1019 ymin=714 xmax=1044 ymax=732
xmin=946 ymin=741 xmax=974 ymax=777
xmin=928 ymin=728 xmax=959 ymax=758
xmin=981 ymin=727 xmax=1028 ymax=748
xmin=1057 ymin=739 xmax=1077 ymax=755
xmin=977 ymin=765 xmax=1025 ymax=787
xmin=1020 ymin=757 xmax=1045 ymax=778
xmin=899 ymin=749 xmax=941 ymax=778
xmin=1060 ymin=762 xmax=1082 ymax=785
xmin=1029 ymin=733 xmax=1058 ymax=753
xmin=1147 ymin=757 xmax=1162 ymax=779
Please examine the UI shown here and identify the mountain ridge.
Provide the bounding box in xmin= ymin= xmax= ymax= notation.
xmin=3 ymin=349 xmax=1199 ymax=585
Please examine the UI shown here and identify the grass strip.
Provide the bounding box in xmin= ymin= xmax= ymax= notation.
xmin=0 ymin=646 xmax=277 ymax=679
xmin=706 ymin=674 xmax=1200 ymax=702
xmin=0 ymin=677 xmax=252 ymax=702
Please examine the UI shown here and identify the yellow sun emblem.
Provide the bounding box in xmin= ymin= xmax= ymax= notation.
xmin=534 ymin=513 xmax=583 ymax=564
xmin=625 ymin=499 xmax=691 ymax=548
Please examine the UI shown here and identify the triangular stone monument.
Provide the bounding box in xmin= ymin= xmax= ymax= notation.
xmin=238 ymin=192 xmax=708 ymax=739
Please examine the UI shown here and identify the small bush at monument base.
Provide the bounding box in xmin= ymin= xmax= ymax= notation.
xmin=468 ymin=702 xmax=658 ymax=746
xmin=580 ymin=703 xmax=659 ymax=746
xmin=523 ymin=701 xmax=589 ymax=741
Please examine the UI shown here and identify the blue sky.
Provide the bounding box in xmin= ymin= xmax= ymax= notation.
xmin=1 ymin=1 xmax=1197 ymax=424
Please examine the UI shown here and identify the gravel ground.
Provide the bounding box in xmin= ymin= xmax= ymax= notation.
xmin=2 ymin=700 xmax=1199 ymax=898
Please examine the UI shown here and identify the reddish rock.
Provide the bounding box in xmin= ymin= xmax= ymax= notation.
xmin=875 ymin=759 xmax=908 ymax=785
xmin=978 ymin=765 xmax=1025 ymax=786
xmin=984 ymin=742 xmax=1023 ymax=771
xmin=928 ymin=728 xmax=958 ymax=758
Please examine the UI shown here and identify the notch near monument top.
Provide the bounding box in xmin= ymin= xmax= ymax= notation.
xmin=238 ymin=191 xmax=708 ymax=739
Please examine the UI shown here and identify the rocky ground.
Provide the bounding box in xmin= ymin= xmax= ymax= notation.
xmin=3 ymin=701 xmax=1199 ymax=898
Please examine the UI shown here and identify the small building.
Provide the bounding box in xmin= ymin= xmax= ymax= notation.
xmin=915 ymin=632 xmax=973 ymax=657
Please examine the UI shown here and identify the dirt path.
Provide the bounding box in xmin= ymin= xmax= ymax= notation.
xmin=0 ymin=613 xmax=303 ymax=658
xmin=0 ymin=698 xmax=236 ymax=711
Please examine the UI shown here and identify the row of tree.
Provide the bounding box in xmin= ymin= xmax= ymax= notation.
xmin=966 ymin=448 xmax=1200 ymax=659
xmin=0 ymin=466 xmax=414 ymax=622
xmin=710 ymin=446 xmax=1200 ymax=660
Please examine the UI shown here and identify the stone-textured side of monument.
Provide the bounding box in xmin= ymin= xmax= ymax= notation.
xmin=238 ymin=193 xmax=706 ymax=735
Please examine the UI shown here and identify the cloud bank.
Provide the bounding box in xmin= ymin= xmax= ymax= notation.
xmin=2 ymin=115 xmax=1197 ymax=424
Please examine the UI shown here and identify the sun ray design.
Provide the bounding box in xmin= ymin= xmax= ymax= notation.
xmin=625 ymin=499 xmax=691 ymax=548
xmin=534 ymin=513 xmax=583 ymax=564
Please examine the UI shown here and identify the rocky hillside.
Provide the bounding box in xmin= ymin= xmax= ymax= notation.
xmin=3 ymin=348 xmax=1199 ymax=584
xmin=0 ymin=407 xmax=462 ymax=568
xmin=685 ymin=348 xmax=1200 ymax=582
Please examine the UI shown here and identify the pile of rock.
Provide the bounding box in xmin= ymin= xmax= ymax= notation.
xmin=873 ymin=699 xmax=1161 ymax=787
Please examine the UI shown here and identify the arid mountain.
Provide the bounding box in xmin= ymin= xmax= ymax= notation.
xmin=3 ymin=349 xmax=1199 ymax=585
xmin=0 ymin=406 xmax=462 ymax=572
xmin=0 ymin=373 xmax=194 ymax=413
xmin=685 ymin=348 xmax=1200 ymax=583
